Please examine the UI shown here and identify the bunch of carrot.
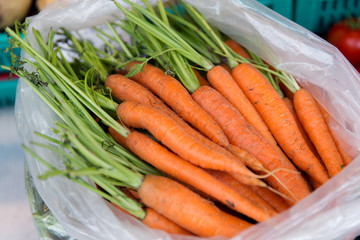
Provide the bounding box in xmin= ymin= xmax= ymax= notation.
xmin=3 ymin=0 xmax=354 ymax=239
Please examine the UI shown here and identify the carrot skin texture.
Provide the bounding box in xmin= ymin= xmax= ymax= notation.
xmin=294 ymin=88 xmax=344 ymax=177
xmin=125 ymin=61 xmax=229 ymax=147
xmin=138 ymin=175 xmax=252 ymax=238
xmin=207 ymin=65 xmax=278 ymax=147
xmin=123 ymin=131 xmax=274 ymax=222
xmin=117 ymin=101 xmax=256 ymax=180
xmin=318 ymin=103 xmax=353 ymax=166
xmin=249 ymin=186 xmax=290 ymax=213
xmin=206 ymin=170 xmax=278 ymax=216
xmin=283 ymin=97 xmax=319 ymax=157
xmin=191 ymin=86 xmax=311 ymax=203
xmin=231 ymin=63 xmax=329 ymax=184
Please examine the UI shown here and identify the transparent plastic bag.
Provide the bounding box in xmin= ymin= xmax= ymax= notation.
xmin=15 ymin=0 xmax=360 ymax=239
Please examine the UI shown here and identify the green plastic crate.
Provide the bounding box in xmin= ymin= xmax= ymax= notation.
xmin=295 ymin=0 xmax=360 ymax=34
xmin=0 ymin=78 xmax=18 ymax=106
xmin=258 ymin=0 xmax=294 ymax=19
xmin=0 ymin=32 xmax=21 ymax=106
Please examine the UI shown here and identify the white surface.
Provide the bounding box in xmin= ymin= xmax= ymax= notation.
xmin=0 ymin=106 xmax=38 ymax=240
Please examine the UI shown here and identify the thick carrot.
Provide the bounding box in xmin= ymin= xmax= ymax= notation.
xmin=293 ymin=88 xmax=344 ymax=177
xmin=224 ymin=39 xmax=251 ymax=59
xmin=122 ymin=130 xmax=276 ymax=222
xmin=139 ymin=175 xmax=252 ymax=238
xmin=231 ymin=63 xmax=329 ymax=184
xmin=117 ymin=101 xmax=260 ymax=183
xmin=125 ymin=61 xmax=229 ymax=147
xmin=318 ymin=103 xmax=353 ymax=166
xmin=191 ymin=86 xmax=311 ymax=203
xmin=106 ymin=74 xmax=267 ymax=186
xmin=206 ymin=169 xmax=278 ymax=216
xmin=113 ymin=189 xmax=193 ymax=235
xmin=207 ymin=65 xmax=278 ymax=147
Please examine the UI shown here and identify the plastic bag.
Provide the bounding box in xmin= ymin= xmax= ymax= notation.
xmin=15 ymin=0 xmax=360 ymax=239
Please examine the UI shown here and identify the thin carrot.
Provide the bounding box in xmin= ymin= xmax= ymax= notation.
xmin=192 ymin=68 xmax=209 ymax=86
xmin=224 ymin=39 xmax=251 ymax=59
xmin=318 ymin=103 xmax=353 ymax=166
xmin=231 ymin=63 xmax=330 ymax=184
xmin=191 ymin=85 xmax=311 ymax=203
xmin=293 ymin=88 xmax=344 ymax=177
xmin=121 ymin=130 xmax=276 ymax=222
xmin=283 ymin=97 xmax=319 ymax=157
xmin=139 ymin=175 xmax=252 ymax=238
xmin=206 ymin=169 xmax=278 ymax=216
xmin=125 ymin=61 xmax=229 ymax=148
xmin=248 ymin=185 xmax=290 ymax=213
xmin=113 ymin=188 xmax=194 ymax=235
xmin=207 ymin=65 xmax=278 ymax=147
xmin=117 ymin=101 xmax=262 ymax=184
xmin=142 ymin=208 xmax=194 ymax=235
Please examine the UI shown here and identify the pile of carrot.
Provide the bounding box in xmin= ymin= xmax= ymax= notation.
xmin=6 ymin=0 xmax=355 ymax=239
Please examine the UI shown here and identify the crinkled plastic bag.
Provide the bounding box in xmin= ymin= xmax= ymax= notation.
xmin=15 ymin=0 xmax=360 ymax=239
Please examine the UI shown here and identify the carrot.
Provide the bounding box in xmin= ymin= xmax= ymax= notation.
xmin=293 ymin=88 xmax=344 ymax=177
xmin=191 ymin=85 xmax=311 ymax=203
xmin=113 ymin=188 xmax=193 ymax=235
xmin=206 ymin=169 xmax=278 ymax=216
xmin=248 ymin=185 xmax=290 ymax=213
xmin=283 ymin=97 xmax=319 ymax=157
xmin=125 ymin=61 xmax=229 ymax=148
xmin=139 ymin=175 xmax=252 ymax=238
xmin=207 ymin=65 xmax=278 ymax=147
xmin=224 ymin=39 xmax=251 ymax=59
xmin=121 ymin=130 xmax=276 ymax=222
xmin=231 ymin=63 xmax=330 ymax=184
xmin=142 ymin=208 xmax=194 ymax=235
xmin=105 ymin=74 xmax=269 ymax=186
xmin=318 ymin=103 xmax=353 ymax=166
xmin=117 ymin=101 xmax=262 ymax=184
xmin=192 ymin=68 xmax=209 ymax=86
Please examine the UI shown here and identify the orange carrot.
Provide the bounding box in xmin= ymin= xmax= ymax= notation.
xmin=207 ymin=65 xmax=278 ymax=147
xmin=191 ymin=86 xmax=311 ymax=203
xmin=248 ymin=185 xmax=290 ymax=213
xmin=192 ymin=68 xmax=209 ymax=86
xmin=206 ymin=169 xmax=278 ymax=216
xmin=318 ymin=103 xmax=353 ymax=166
xmin=125 ymin=61 xmax=229 ymax=147
xmin=113 ymin=189 xmax=193 ymax=235
xmin=142 ymin=208 xmax=194 ymax=235
xmin=294 ymin=88 xmax=344 ymax=177
xmin=231 ymin=63 xmax=329 ymax=184
xmin=121 ymin=130 xmax=276 ymax=222
xmin=224 ymin=39 xmax=251 ymax=59
xmin=283 ymin=97 xmax=319 ymax=157
xmin=139 ymin=175 xmax=252 ymax=238
xmin=117 ymin=101 xmax=261 ymax=184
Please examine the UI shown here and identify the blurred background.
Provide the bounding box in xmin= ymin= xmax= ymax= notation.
xmin=0 ymin=0 xmax=359 ymax=239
